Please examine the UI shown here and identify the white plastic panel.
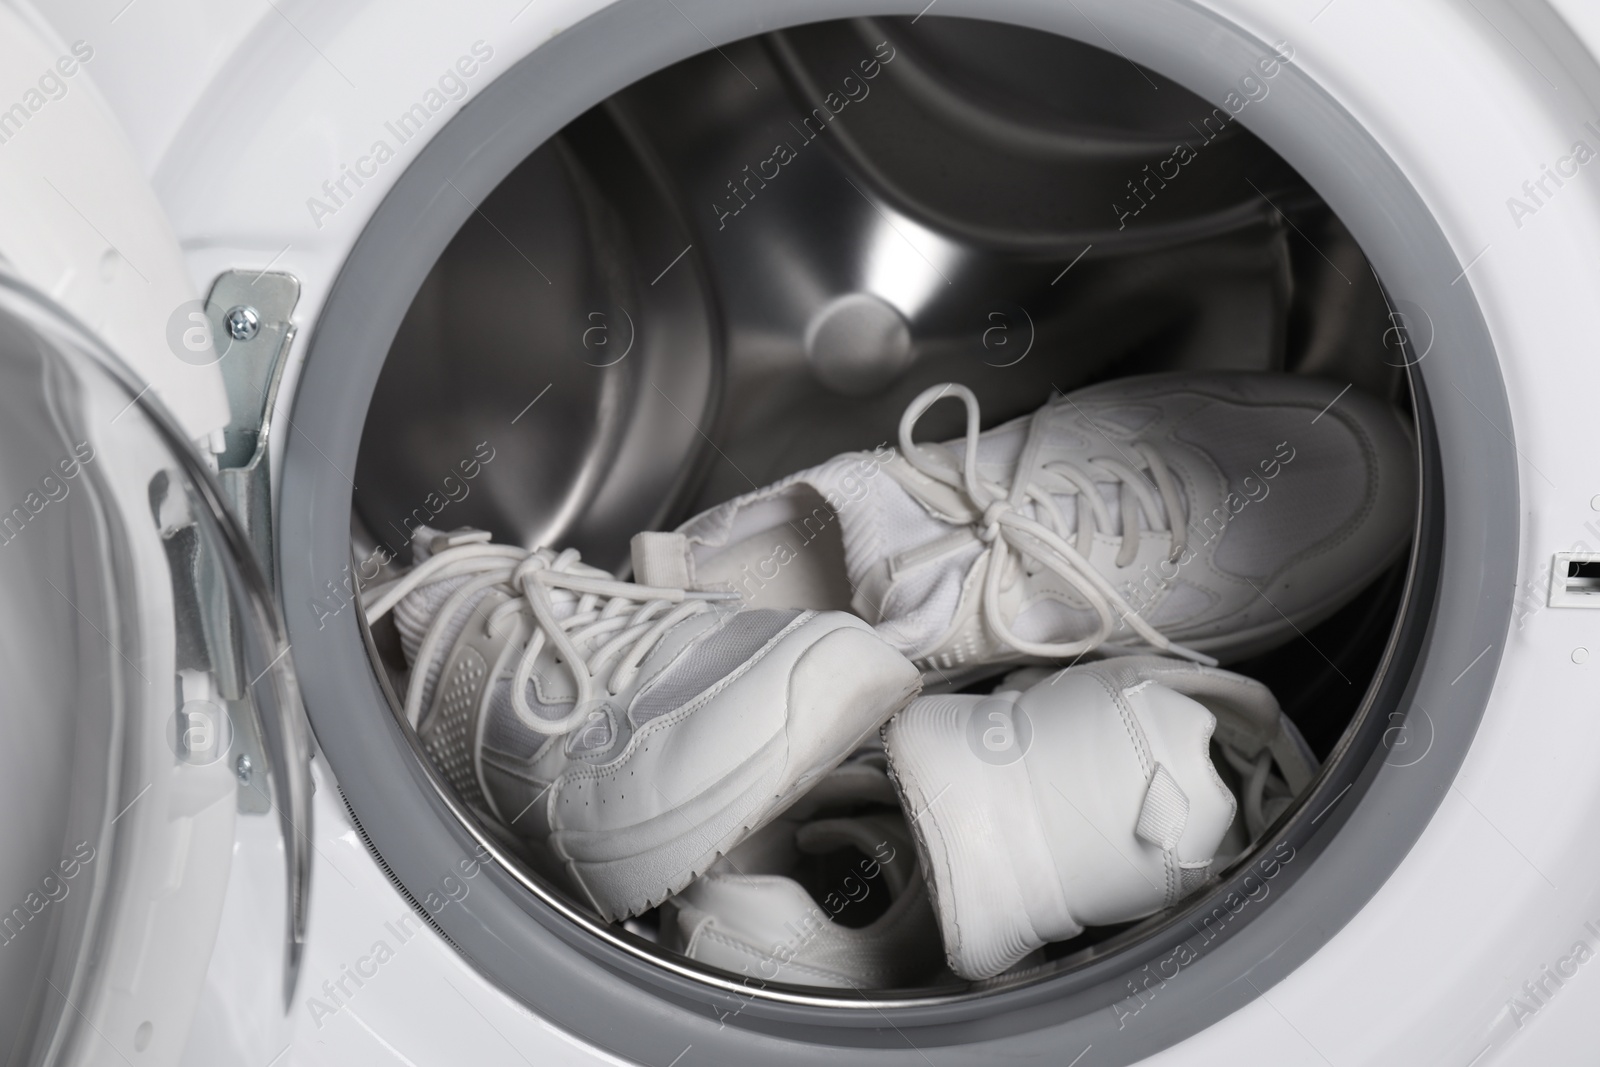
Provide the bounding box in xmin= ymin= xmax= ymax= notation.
xmin=0 ymin=3 xmax=229 ymax=443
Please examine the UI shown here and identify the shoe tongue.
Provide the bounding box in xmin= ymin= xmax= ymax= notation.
xmin=825 ymin=444 xmax=1113 ymax=656
xmin=393 ymin=552 xmax=681 ymax=730
xmin=941 ymin=419 xmax=1152 ymax=535
xmin=941 ymin=412 xmax=1191 ymax=537
xmin=393 ymin=573 xmax=474 ymax=668
xmin=393 ymin=571 xmax=586 ymax=665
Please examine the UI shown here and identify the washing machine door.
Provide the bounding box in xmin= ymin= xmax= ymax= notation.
xmin=0 ymin=268 xmax=311 ymax=1066
xmin=0 ymin=12 xmax=310 ymax=1065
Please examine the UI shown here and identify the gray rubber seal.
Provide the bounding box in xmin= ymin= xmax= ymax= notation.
xmin=279 ymin=0 xmax=1517 ymax=1062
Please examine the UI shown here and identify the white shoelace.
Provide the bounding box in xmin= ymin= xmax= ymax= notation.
xmin=365 ymin=537 xmax=736 ymax=735
xmin=897 ymin=383 xmax=1212 ymax=664
xmin=1217 ymin=743 xmax=1292 ymax=842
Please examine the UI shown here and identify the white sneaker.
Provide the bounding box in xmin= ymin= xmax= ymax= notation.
xmin=1210 ymin=695 xmax=1318 ymax=863
xmin=635 ymin=374 xmax=1415 ymax=677
xmin=882 ymin=656 xmax=1291 ymax=981
xmin=364 ymin=528 xmax=922 ymax=922
xmin=663 ymin=749 xmax=946 ymax=990
xmin=997 ymin=664 xmax=1319 ymax=859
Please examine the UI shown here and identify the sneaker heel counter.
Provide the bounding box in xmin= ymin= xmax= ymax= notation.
xmin=786 ymin=618 xmax=922 ymax=780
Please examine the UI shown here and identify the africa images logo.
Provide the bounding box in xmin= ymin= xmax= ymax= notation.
xmin=305 ymin=41 xmax=494 ymax=230
xmin=712 ymin=40 xmax=897 ymax=230
xmin=0 ymin=40 xmax=95 ymax=147
xmin=1113 ymin=41 xmax=1295 ymax=230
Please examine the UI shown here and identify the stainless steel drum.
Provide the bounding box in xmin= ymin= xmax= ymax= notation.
xmin=353 ymin=18 xmax=1403 ymax=574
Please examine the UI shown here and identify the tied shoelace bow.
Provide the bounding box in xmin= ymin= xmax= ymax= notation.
xmin=898 ymin=383 xmax=1213 ymax=665
xmin=365 ymin=534 xmax=739 ymax=735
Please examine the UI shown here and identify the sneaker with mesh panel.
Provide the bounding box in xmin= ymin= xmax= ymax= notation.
xmin=364 ymin=527 xmax=922 ymax=923
xmin=662 ymin=747 xmax=947 ymax=990
xmin=632 ymin=373 xmax=1414 ymax=678
xmin=882 ymin=656 xmax=1288 ymax=981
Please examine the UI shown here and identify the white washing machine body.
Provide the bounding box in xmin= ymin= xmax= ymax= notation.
xmin=0 ymin=10 xmax=315 ymax=1067
xmin=7 ymin=1 xmax=1600 ymax=1064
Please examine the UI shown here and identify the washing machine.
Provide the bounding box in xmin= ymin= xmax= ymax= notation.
xmin=1 ymin=0 xmax=1597 ymax=1063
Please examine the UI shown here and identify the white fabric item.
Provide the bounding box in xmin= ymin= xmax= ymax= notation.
xmin=365 ymin=530 xmax=923 ymax=922
xmin=673 ymin=373 xmax=1416 ymax=672
xmin=680 ymin=450 xmax=960 ymax=640
xmin=883 ymin=657 xmax=1269 ymax=980
xmin=1212 ymin=711 xmax=1319 ymax=856
xmin=666 ymin=754 xmax=946 ymax=989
